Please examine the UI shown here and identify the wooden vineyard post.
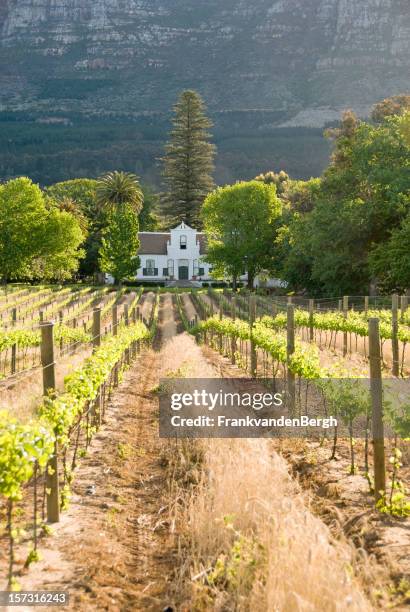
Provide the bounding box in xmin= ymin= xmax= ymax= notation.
xmin=124 ymin=305 xmax=130 ymax=365
xmin=112 ymin=304 xmax=118 ymax=336
xmin=92 ymin=307 xmax=101 ymax=351
xmin=364 ymin=296 xmax=369 ymax=315
xmin=72 ymin=317 xmax=78 ymax=353
xmin=11 ymin=308 xmax=17 ymax=375
xmin=131 ymin=308 xmax=137 ymax=359
xmin=40 ymin=322 xmax=59 ymax=524
xmin=93 ymin=387 xmax=103 ymax=428
xmin=391 ymin=294 xmax=399 ymax=377
xmin=343 ymin=295 xmax=349 ymax=356
xmin=218 ymin=306 xmax=223 ymax=352
xmin=41 ymin=322 xmax=56 ymax=394
xmin=287 ymin=304 xmax=295 ymax=415
xmin=368 ymin=318 xmax=386 ymax=503
xmin=400 ymin=295 xmax=408 ymax=323
xmin=249 ymin=295 xmax=257 ymax=378
xmin=309 ymin=299 xmax=314 ymax=342
xmin=59 ymin=311 xmax=63 ymax=352
xmin=272 ymin=301 xmax=277 ymax=317
xmin=231 ymin=296 xmax=236 ymax=364
xmin=39 ymin=310 xmax=44 ymax=322
xmin=338 ymin=299 xmax=342 ymax=312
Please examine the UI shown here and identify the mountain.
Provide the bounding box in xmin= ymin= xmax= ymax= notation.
xmin=0 ymin=0 xmax=409 ymax=186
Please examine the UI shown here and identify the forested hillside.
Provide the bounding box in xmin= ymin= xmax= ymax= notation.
xmin=0 ymin=0 xmax=409 ymax=184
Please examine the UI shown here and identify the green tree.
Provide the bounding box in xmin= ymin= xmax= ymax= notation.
xmin=0 ymin=177 xmax=45 ymax=282
xmin=50 ymin=196 xmax=88 ymax=233
xmin=46 ymin=177 xmax=158 ymax=275
xmin=369 ymin=207 xmax=410 ymax=292
xmin=96 ymin=171 xmax=143 ymax=213
xmin=255 ymin=170 xmax=289 ymax=196
xmin=46 ymin=178 xmax=101 ymax=276
xmin=276 ymin=111 xmax=410 ymax=295
xmin=281 ymin=178 xmax=321 ymax=214
xmin=31 ymin=209 xmax=86 ymax=281
xmin=99 ymin=205 xmax=140 ymax=285
xmin=46 ymin=178 xmax=98 ymax=217
xmin=252 ymin=177 xmax=321 ymax=293
xmin=161 ymin=90 xmax=216 ymax=228
xmin=201 ymin=181 xmax=282 ymax=290
xmin=371 ymin=94 xmax=410 ymax=123
xmin=0 ymin=177 xmax=85 ymax=283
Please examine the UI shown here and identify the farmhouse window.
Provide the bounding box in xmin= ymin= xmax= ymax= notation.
xmin=146 ymin=259 xmax=157 ymax=275
xmin=180 ymin=235 xmax=187 ymax=249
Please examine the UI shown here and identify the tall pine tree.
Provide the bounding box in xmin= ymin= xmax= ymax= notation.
xmin=161 ymin=90 xmax=216 ymax=228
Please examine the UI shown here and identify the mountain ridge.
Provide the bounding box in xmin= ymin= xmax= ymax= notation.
xmin=1 ymin=0 xmax=409 ymax=125
xmin=0 ymin=1 xmax=409 ymax=186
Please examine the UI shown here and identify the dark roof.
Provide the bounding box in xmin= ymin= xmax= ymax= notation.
xmin=138 ymin=231 xmax=208 ymax=255
xmin=138 ymin=232 xmax=170 ymax=254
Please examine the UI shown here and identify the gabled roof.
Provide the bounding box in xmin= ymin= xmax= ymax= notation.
xmin=138 ymin=227 xmax=208 ymax=255
xmin=139 ymin=232 xmax=170 ymax=255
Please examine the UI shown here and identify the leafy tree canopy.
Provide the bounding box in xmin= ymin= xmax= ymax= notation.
xmin=255 ymin=170 xmax=289 ymax=195
xmin=46 ymin=178 xmax=98 ymax=218
xmin=46 ymin=176 xmax=156 ymax=276
xmin=371 ymin=94 xmax=410 ymax=123
xmin=99 ymin=205 xmax=140 ymax=284
xmin=275 ymin=111 xmax=410 ymax=296
xmin=201 ymin=180 xmax=282 ymax=289
xmin=0 ymin=177 xmax=84 ymax=282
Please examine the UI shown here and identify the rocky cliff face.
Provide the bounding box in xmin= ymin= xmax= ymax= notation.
xmin=1 ymin=0 xmax=409 ymax=125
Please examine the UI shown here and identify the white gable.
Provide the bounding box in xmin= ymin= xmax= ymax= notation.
xmin=172 ymin=221 xmax=195 ymax=232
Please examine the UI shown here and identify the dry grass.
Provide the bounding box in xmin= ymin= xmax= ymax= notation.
xmin=159 ymin=332 xmax=215 ymax=379
xmin=158 ymin=333 xmax=376 ymax=611
xmin=169 ymin=437 xmax=377 ymax=611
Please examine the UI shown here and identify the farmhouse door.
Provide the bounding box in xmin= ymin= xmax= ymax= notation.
xmin=178 ymin=259 xmax=189 ymax=280
xmin=178 ymin=266 xmax=189 ymax=280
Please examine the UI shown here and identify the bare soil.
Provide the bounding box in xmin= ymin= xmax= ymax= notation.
xmin=3 ymin=294 xmax=409 ymax=610
xmin=4 ymin=295 xmax=178 ymax=611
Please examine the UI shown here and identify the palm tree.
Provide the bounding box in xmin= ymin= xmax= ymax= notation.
xmin=96 ymin=171 xmax=144 ymax=213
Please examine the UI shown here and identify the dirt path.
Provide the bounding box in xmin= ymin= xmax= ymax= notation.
xmin=180 ymin=293 xmax=198 ymax=322
xmin=15 ymin=295 xmax=178 ymax=611
xmin=10 ymin=294 xmax=405 ymax=610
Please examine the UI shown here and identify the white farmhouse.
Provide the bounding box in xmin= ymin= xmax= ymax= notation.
xmin=137 ymin=221 xmax=212 ymax=283
xmin=105 ymin=220 xmax=286 ymax=288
